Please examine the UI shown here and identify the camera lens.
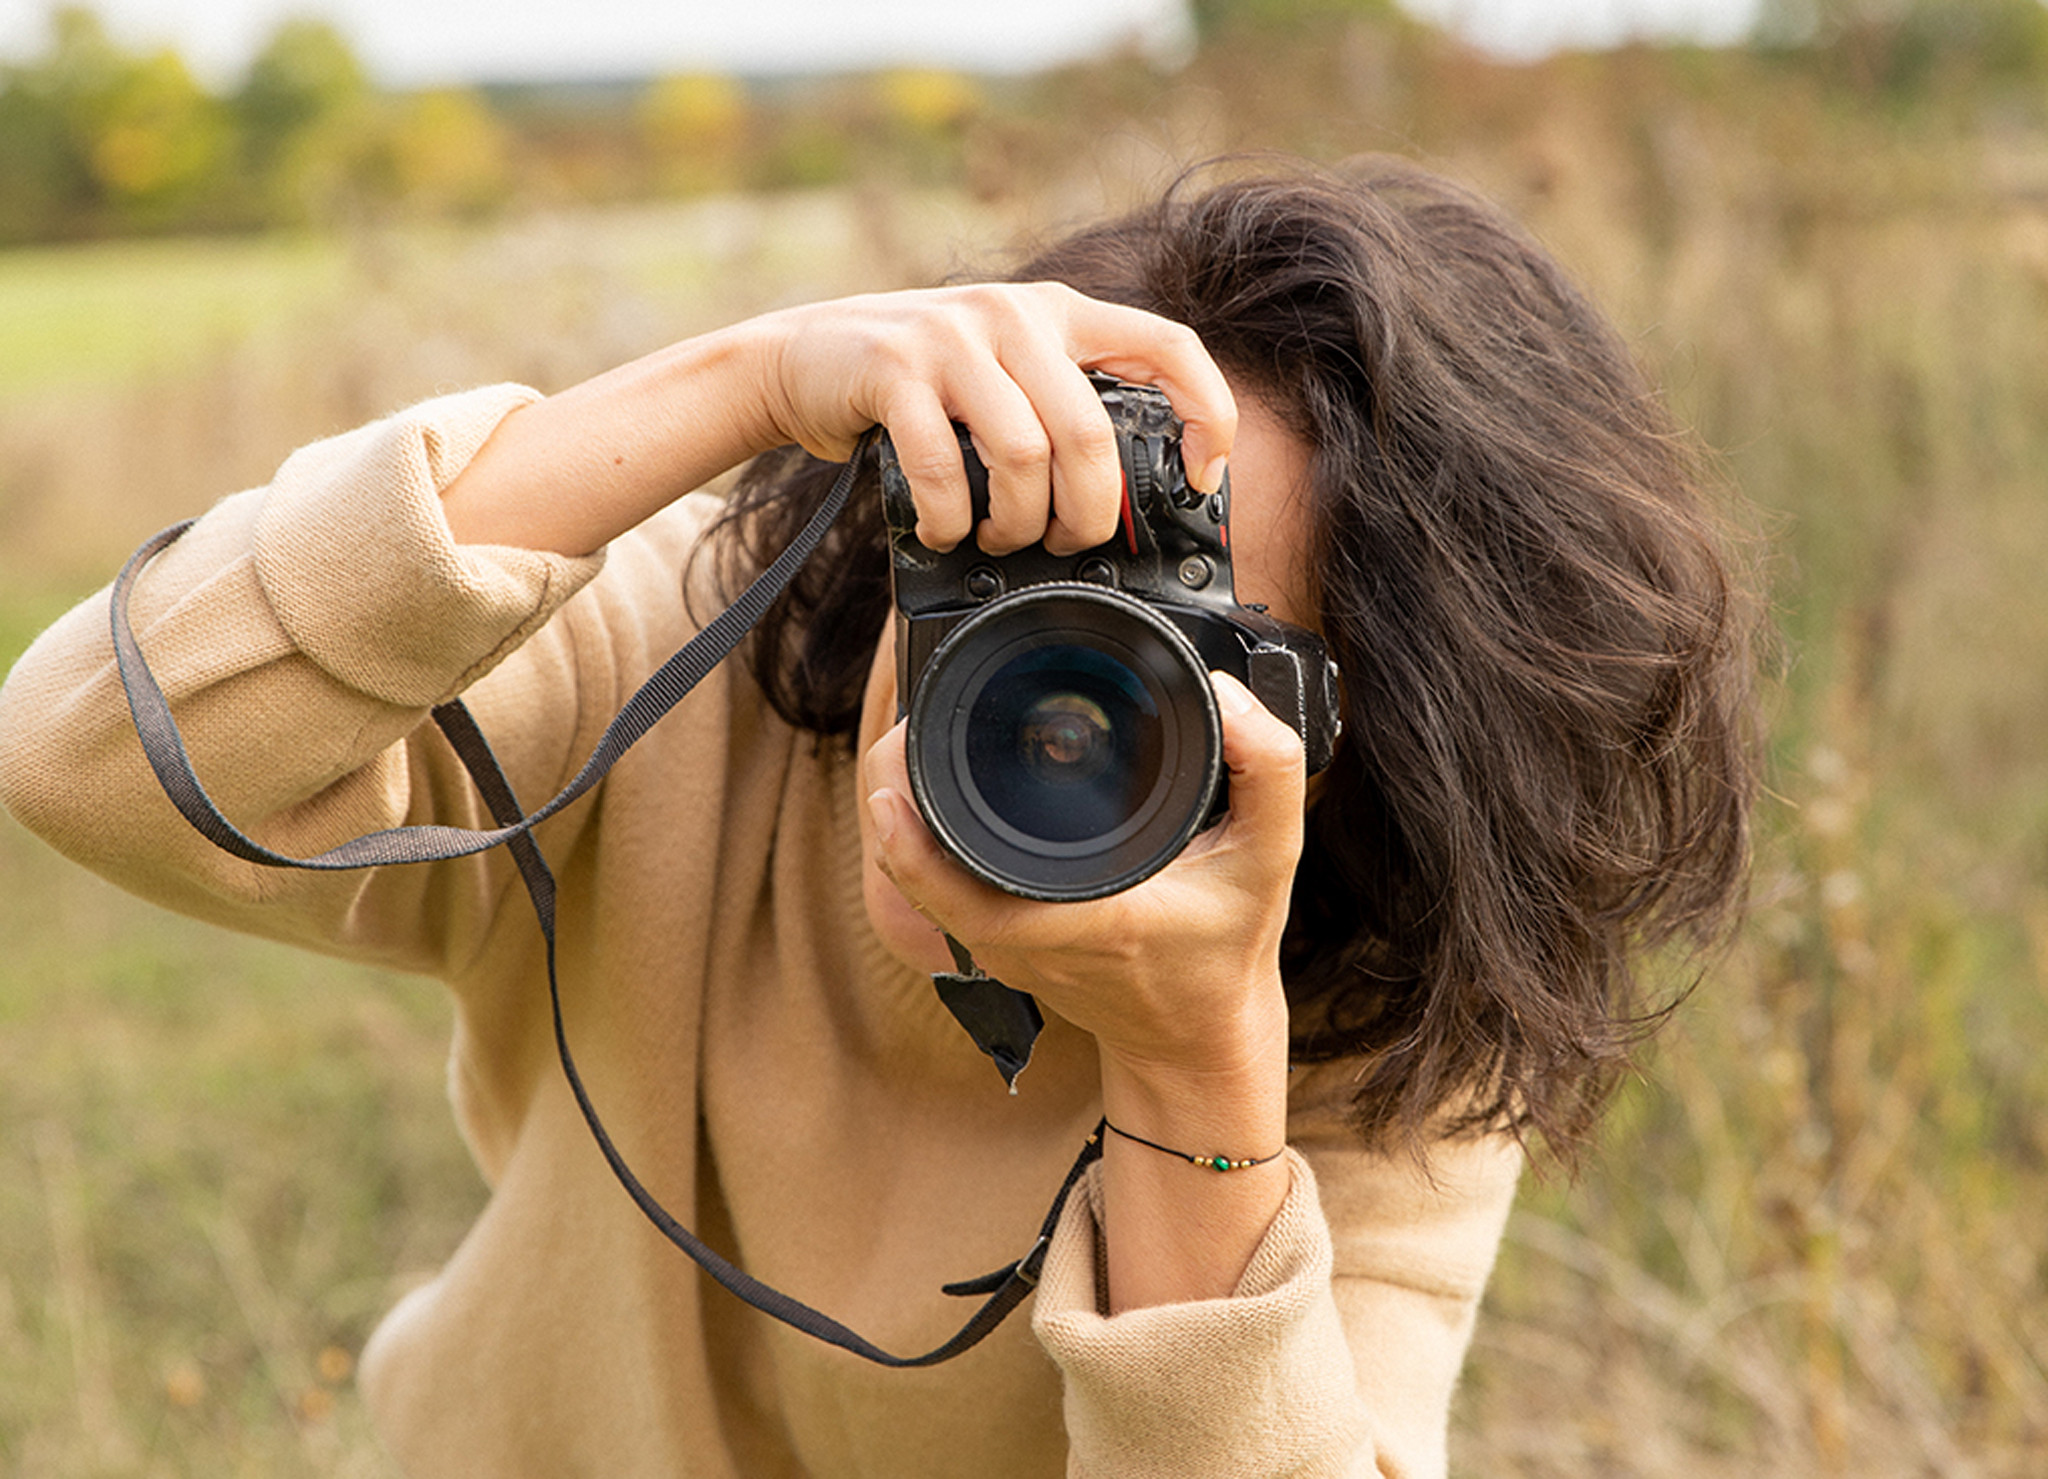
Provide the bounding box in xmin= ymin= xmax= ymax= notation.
xmin=906 ymin=586 xmax=1222 ymax=901
xmin=966 ymin=646 xmax=1163 ymax=846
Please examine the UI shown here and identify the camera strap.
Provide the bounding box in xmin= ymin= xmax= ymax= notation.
xmin=933 ymin=934 xmax=1045 ymax=1092
xmin=107 ymin=435 xmax=1101 ymax=1368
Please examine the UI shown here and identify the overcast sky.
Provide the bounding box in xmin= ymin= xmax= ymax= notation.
xmin=0 ymin=0 xmax=1769 ymax=86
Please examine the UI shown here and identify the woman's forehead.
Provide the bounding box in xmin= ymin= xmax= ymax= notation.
xmin=1222 ymin=394 xmax=1317 ymax=635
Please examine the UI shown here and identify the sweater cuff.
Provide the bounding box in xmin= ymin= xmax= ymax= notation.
xmin=1033 ymin=1151 xmax=1370 ymax=1477
xmin=252 ymin=384 xmax=605 ymax=709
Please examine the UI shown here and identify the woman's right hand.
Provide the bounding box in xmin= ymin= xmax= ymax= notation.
xmin=748 ymin=283 xmax=1236 ymax=556
xmin=440 ymin=283 xmax=1237 ymax=560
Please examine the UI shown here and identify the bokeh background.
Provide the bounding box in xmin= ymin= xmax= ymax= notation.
xmin=2 ymin=0 xmax=2045 ymax=1473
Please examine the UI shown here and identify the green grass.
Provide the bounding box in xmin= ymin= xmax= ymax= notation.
xmin=0 ymin=809 xmax=477 ymax=1475
xmin=0 ymin=235 xmax=350 ymax=395
xmin=1 ymin=567 xmax=477 ymax=1475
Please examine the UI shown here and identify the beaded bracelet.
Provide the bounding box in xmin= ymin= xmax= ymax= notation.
xmin=1099 ymin=1119 xmax=1284 ymax=1172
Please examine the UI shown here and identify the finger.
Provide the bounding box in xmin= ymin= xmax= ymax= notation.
xmin=1209 ymin=671 xmax=1307 ymax=872
xmin=861 ymin=711 xmax=914 ymax=797
xmin=945 ymin=374 xmax=1052 ymax=557
xmin=860 ymin=720 xmax=962 ymax=910
xmin=1054 ymin=298 xmax=1239 ymax=495
xmin=861 ymin=724 xmax=952 ymax=930
xmin=997 ymin=352 xmax=1121 ymax=556
xmin=865 ymin=786 xmax=956 ymax=929
xmin=861 ymin=720 xmax=1024 ymax=944
xmin=879 ymin=385 xmax=976 ymax=552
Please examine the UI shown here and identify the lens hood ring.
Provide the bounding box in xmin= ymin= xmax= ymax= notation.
xmin=904 ymin=584 xmax=1223 ymax=902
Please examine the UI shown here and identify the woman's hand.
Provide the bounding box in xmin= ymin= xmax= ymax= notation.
xmin=861 ymin=669 xmax=1306 ymax=1311
xmin=861 ymin=668 xmax=1303 ymax=1082
xmin=441 ymin=283 xmax=1237 ymax=560
xmin=752 ymin=283 xmax=1236 ymax=556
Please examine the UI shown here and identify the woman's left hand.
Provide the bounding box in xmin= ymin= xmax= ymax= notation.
xmin=862 ymin=668 xmax=1305 ymax=1309
xmin=862 ymin=668 xmax=1304 ymax=1082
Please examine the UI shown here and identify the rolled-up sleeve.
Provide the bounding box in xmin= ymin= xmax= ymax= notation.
xmin=1033 ymin=1110 xmax=1521 ymax=1479
xmin=0 ymin=384 xmax=604 ymax=963
xmin=251 ymin=383 xmax=590 ymax=709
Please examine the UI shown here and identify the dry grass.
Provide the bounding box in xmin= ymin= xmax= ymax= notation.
xmin=1 ymin=34 xmax=2044 ymax=1476
xmin=1427 ymin=56 xmax=2048 ymax=1479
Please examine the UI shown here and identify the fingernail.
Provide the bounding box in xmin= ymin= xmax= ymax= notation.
xmin=868 ymin=788 xmax=901 ymax=847
xmin=1195 ymin=455 xmax=1227 ymax=496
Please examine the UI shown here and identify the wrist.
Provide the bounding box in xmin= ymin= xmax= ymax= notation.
xmin=1096 ymin=991 xmax=1291 ymax=1155
xmin=703 ymin=312 xmax=802 ymax=457
xmin=1091 ymin=986 xmax=1292 ymax=1312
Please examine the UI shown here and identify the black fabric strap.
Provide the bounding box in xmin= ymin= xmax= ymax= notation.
xmin=430 ymin=698 xmax=1099 ymax=1366
xmin=107 ymin=434 xmax=1102 ymax=1367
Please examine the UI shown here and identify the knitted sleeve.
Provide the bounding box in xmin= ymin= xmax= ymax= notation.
xmin=0 ymin=385 xmax=606 ymax=973
xmin=1032 ymin=1101 xmax=1521 ymax=1479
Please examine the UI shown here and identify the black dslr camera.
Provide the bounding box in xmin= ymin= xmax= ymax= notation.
xmin=880 ymin=375 xmax=1341 ymax=902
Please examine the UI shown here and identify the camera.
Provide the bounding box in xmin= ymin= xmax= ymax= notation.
xmin=880 ymin=374 xmax=1341 ymax=903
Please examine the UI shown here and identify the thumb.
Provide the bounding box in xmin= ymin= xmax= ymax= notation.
xmin=861 ymin=720 xmax=994 ymax=935
xmin=1209 ymin=671 xmax=1307 ymax=870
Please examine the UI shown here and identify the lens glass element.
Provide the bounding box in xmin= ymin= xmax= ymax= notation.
xmin=1018 ymin=693 xmax=1112 ymax=780
xmin=965 ymin=646 xmax=1162 ymax=845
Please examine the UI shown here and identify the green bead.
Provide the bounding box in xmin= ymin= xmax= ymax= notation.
xmin=1212 ymin=1156 xmax=1231 ymax=1171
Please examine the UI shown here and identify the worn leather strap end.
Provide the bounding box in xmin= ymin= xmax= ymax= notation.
xmin=932 ymin=953 xmax=1044 ymax=1094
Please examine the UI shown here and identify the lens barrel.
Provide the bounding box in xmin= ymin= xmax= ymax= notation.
xmin=905 ymin=585 xmax=1222 ymax=902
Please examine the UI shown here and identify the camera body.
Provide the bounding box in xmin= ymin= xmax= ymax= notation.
xmin=881 ymin=375 xmax=1341 ymax=902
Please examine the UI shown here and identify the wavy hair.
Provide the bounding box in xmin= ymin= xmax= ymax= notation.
xmin=703 ymin=158 xmax=1762 ymax=1159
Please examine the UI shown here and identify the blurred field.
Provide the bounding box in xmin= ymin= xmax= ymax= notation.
xmin=4 ymin=20 xmax=2047 ymax=1478
xmin=0 ymin=236 xmax=350 ymax=396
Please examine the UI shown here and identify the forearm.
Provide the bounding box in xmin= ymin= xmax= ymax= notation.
xmin=1034 ymin=1104 xmax=1525 ymax=1479
xmin=439 ymin=323 xmax=777 ymax=556
xmin=1095 ymin=992 xmax=1293 ymax=1312
xmin=440 ymin=281 xmax=1237 ymax=560
xmin=1034 ymin=1145 xmax=1379 ymax=1479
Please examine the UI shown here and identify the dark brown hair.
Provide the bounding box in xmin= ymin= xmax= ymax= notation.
xmin=706 ymin=157 xmax=1761 ymax=1160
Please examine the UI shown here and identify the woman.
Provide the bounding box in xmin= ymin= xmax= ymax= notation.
xmin=0 ymin=158 xmax=1757 ymax=1476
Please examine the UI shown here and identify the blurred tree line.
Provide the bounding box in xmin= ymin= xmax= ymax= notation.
xmin=3 ymin=0 xmax=2046 ymax=247
xmin=0 ymin=6 xmax=508 ymax=242
xmin=0 ymin=3 xmax=1005 ymax=245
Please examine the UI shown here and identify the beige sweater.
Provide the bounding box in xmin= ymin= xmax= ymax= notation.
xmin=0 ymin=387 xmax=1521 ymax=1478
